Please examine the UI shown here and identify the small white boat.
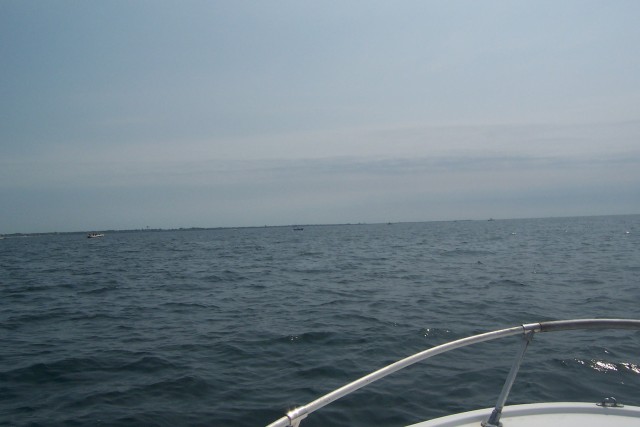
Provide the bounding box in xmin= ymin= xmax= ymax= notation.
xmin=87 ymin=232 xmax=104 ymax=238
xmin=266 ymin=319 xmax=640 ymax=427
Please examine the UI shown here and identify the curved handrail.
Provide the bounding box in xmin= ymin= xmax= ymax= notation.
xmin=266 ymin=318 xmax=640 ymax=427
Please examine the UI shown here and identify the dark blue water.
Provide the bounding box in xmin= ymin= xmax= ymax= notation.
xmin=1 ymin=215 xmax=639 ymax=427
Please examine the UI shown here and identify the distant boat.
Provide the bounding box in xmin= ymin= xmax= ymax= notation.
xmin=87 ymin=232 xmax=104 ymax=238
xmin=293 ymin=227 xmax=304 ymax=231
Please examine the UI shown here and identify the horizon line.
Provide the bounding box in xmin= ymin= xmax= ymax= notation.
xmin=1 ymin=213 xmax=638 ymax=237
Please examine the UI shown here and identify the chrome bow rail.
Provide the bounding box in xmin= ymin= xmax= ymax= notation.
xmin=266 ymin=319 xmax=640 ymax=427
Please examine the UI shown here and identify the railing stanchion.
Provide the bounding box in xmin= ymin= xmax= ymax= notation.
xmin=482 ymin=330 xmax=534 ymax=427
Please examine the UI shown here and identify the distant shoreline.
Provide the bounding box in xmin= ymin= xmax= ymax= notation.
xmin=1 ymin=213 xmax=638 ymax=238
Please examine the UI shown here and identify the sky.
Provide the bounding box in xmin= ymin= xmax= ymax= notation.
xmin=1 ymin=1 xmax=639 ymax=233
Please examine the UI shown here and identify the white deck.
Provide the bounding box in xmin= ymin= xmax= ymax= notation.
xmin=407 ymin=402 xmax=640 ymax=427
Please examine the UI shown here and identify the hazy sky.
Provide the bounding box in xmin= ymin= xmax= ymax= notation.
xmin=2 ymin=1 xmax=639 ymax=233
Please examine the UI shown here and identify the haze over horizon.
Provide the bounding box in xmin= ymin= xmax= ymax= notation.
xmin=3 ymin=213 xmax=640 ymax=236
xmin=2 ymin=1 xmax=640 ymax=234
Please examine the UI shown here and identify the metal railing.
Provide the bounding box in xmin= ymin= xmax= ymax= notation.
xmin=266 ymin=319 xmax=640 ymax=427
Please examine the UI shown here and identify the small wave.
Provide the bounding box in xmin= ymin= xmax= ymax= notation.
xmin=297 ymin=251 xmax=324 ymax=257
xmin=571 ymin=278 xmax=606 ymax=286
xmin=439 ymin=248 xmax=495 ymax=257
xmin=77 ymin=285 xmax=120 ymax=295
xmin=161 ymin=301 xmax=211 ymax=310
xmin=140 ymin=374 xmax=211 ymax=397
xmin=0 ymin=354 xmax=179 ymax=386
xmin=119 ymin=355 xmax=178 ymax=373
xmin=296 ymin=364 xmax=352 ymax=381
xmin=201 ymin=274 xmax=225 ymax=282
xmin=0 ymin=357 xmax=107 ymax=384
xmin=283 ymin=331 xmax=335 ymax=345
xmin=201 ymin=270 xmax=247 ymax=283
xmin=214 ymin=342 xmax=254 ymax=359
xmin=420 ymin=327 xmax=454 ymax=339
xmin=621 ymin=362 xmax=640 ymax=374
xmin=572 ymin=358 xmax=640 ymax=374
xmin=69 ymin=312 xmax=120 ymax=321
xmin=5 ymin=310 xmax=72 ymax=324
xmin=489 ymin=279 xmax=526 ymax=287
xmin=67 ymin=375 xmax=210 ymax=411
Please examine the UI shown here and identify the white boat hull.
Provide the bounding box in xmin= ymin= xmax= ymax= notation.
xmin=407 ymin=402 xmax=640 ymax=427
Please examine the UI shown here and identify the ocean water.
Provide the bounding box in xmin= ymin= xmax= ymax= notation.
xmin=1 ymin=215 xmax=639 ymax=427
